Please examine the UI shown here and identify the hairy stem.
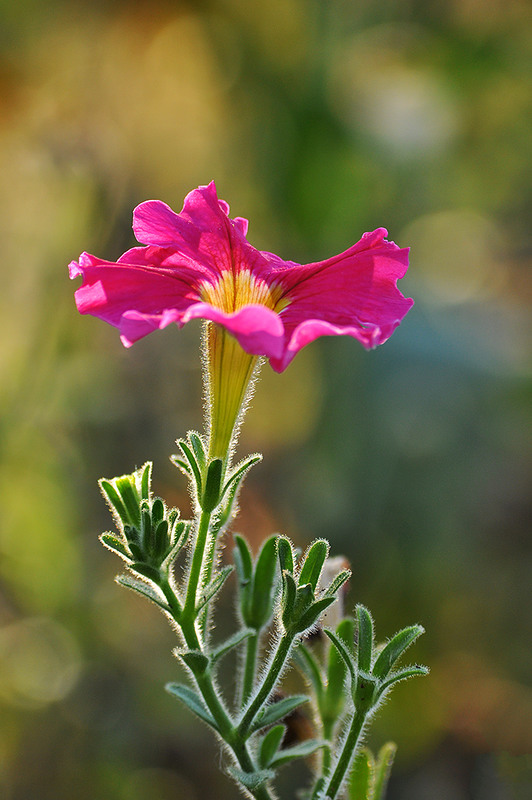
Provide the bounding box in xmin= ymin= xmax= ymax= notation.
xmin=238 ymin=631 xmax=293 ymax=736
xmin=323 ymin=709 xmax=367 ymax=799
xmin=241 ymin=631 xmax=259 ymax=706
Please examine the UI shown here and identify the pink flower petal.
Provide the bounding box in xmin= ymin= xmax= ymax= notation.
xmin=69 ymin=182 xmax=413 ymax=371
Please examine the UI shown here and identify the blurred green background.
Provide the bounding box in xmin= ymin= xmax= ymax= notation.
xmin=1 ymin=0 xmax=531 ymax=798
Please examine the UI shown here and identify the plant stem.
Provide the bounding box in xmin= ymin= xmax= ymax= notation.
xmin=182 ymin=508 xmax=212 ymax=624
xmin=241 ymin=631 xmax=259 ymax=705
xmin=238 ymin=631 xmax=293 ymax=736
xmin=161 ymin=577 xmax=275 ymax=800
xmin=323 ymin=709 xmax=367 ymax=800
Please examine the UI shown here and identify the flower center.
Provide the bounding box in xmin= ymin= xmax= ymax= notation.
xmin=201 ymin=269 xmax=288 ymax=314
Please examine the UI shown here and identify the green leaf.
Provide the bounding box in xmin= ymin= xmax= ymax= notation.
xmin=130 ymin=562 xmax=161 ymax=583
xmin=154 ymin=519 xmax=170 ymax=559
xmin=226 ymin=766 xmax=274 ymax=792
xmin=356 ymin=605 xmax=374 ymax=675
xmin=140 ymin=461 xmax=152 ymax=501
xmin=251 ymin=695 xmax=309 ymax=733
xmin=165 ymin=683 xmax=219 ymax=731
xmin=323 ymin=568 xmax=351 ymax=598
xmin=298 ymin=539 xmax=329 ymax=591
xmin=372 ymin=625 xmax=425 ymax=680
xmin=295 ymin=595 xmax=336 ymax=633
xmin=373 ymin=742 xmax=397 ymax=800
xmin=324 ymin=629 xmax=356 ymax=688
xmin=177 ymin=439 xmax=203 ymax=496
xmin=115 ymin=476 xmax=141 ymax=527
xmin=277 ymin=536 xmax=294 ymax=574
xmin=196 ymin=565 xmax=233 ymax=612
xmin=221 ymin=453 xmax=262 ymax=500
xmin=377 ymin=665 xmax=429 ymax=698
xmin=294 ymin=643 xmax=324 ymax=700
xmin=116 ymin=574 xmax=171 ymax=612
xmin=170 ymin=455 xmax=192 ymax=476
xmin=310 ymin=777 xmax=326 ymax=800
xmin=234 ymin=535 xmax=253 ymax=622
xmin=249 ymin=535 xmax=278 ymax=628
xmin=210 ymin=628 xmax=256 ymax=666
xmin=175 ymin=650 xmax=210 ymax=675
xmin=281 ymin=571 xmax=297 ymax=627
xmin=100 ymin=532 xmax=130 ymax=559
xmin=188 ymin=432 xmax=206 ymax=471
xmin=348 ymin=747 xmax=374 ymax=800
xmin=151 ymin=497 xmax=165 ymax=525
xmin=269 ymin=738 xmax=324 ymax=768
xmin=324 ymin=617 xmax=354 ymax=720
xmin=99 ymin=479 xmax=130 ymax=525
xmin=202 ymin=458 xmax=224 ymax=512
xmin=258 ymin=724 xmax=286 ymax=768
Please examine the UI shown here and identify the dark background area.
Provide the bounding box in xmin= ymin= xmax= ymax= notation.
xmin=1 ymin=1 xmax=531 ymax=798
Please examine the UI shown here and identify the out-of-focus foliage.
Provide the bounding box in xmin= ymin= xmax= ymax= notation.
xmin=1 ymin=1 xmax=531 ymax=798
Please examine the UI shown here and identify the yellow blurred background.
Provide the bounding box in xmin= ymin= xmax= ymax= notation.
xmin=1 ymin=1 xmax=531 ymax=798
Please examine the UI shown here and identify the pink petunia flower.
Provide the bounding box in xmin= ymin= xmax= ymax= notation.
xmin=70 ymin=181 xmax=413 ymax=457
xmin=69 ymin=181 xmax=412 ymax=371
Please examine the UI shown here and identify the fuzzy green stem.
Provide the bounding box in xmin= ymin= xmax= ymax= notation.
xmin=161 ymin=578 xmax=275 ymax=800
xmin=238 ymin=631 xmax=293 ymax=736
xmin=324 ymin=709 xmax=367 ymax=800
xmin=182 ymin=508 xmax=212 ymax=624
xmin=241 ymin=632 xmax=259 ymax=705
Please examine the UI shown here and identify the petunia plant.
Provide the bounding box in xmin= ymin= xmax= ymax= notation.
xmin=70 ymin=182 xmax=427 ymax=800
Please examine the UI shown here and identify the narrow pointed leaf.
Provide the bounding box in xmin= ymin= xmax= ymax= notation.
xmin=377 ymin=665 xmax=429 ymax=698
xmin=251 ymin=695 xmax=309 ymax=733
xmin=221 ymin=454 xmax=262 ymax=500
xmin=324 ymin=569 xmax=351 ymax=598
xmin=310 ymin=777 xmax=326 ymax=800
xmin=298 ymin=540 xmax=329 ymax=591
xmin=165 ymin=683 xmax=219 ymax=731
xmin=202 ymin=458 xmax=223 ymax=512
xmin=372 ymin=625 xmax=425 ymax=680
xmin=196 ymin=565 xmax=233 ymax=612
xmin=151 ymin=498 xmax=165 ymax=525
xmin=258 ymin=724 xmax=286 ymax=768
xmin=211 ymin=628 xmax=256 ymax=666
xmin=373 ymin=742 xmax=397 ymax=800
xmin=269 ymin=738 xmax=324 ymax=768
xmin=250 ymin=535 xmax=278 ymax=628
xmin=324 ymin=629 xmax=356 ymax=687
xmin=100 ymin=533 xmax=130 ymax=559
xmin=115 ymin=476 xmax=141 ymax=526
xmin=154 ymin=519 xmax=169 ymax=559
xmin=234 ymin=535 xmax=253 ymax=621
xmin=356 ymin=605 xmax=374 ymax=674
xmin=324 ymin=617 xmax=355 ymax=719
xmin=188 ymin=432 xmax=206 ymax=470
xmin=294 ymin=643 xmax=324 ymax=699
xmin=296 ymin=595 xmax=336 ymax=633
xmin=227 ymin=766 xmax=274 ymax=791
xmin=348 ymin=747 xmax=374 ymax=800
xmin=140 ymin=461 xmax=152 ymax=501
xmin=177 ymin=439 xmax=203 ymax=495
xmin=281 ymin=571 xmax=297 ymax=627
xmin=277 ymin=536 xmax=294 ymax=574
xmin=170 ymin=455 xmax=192 ymax=476
xmin=116 ymin=574 xmax=171 ymax=612
xmin=99 ymin=480 xmax=129 ymax=525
